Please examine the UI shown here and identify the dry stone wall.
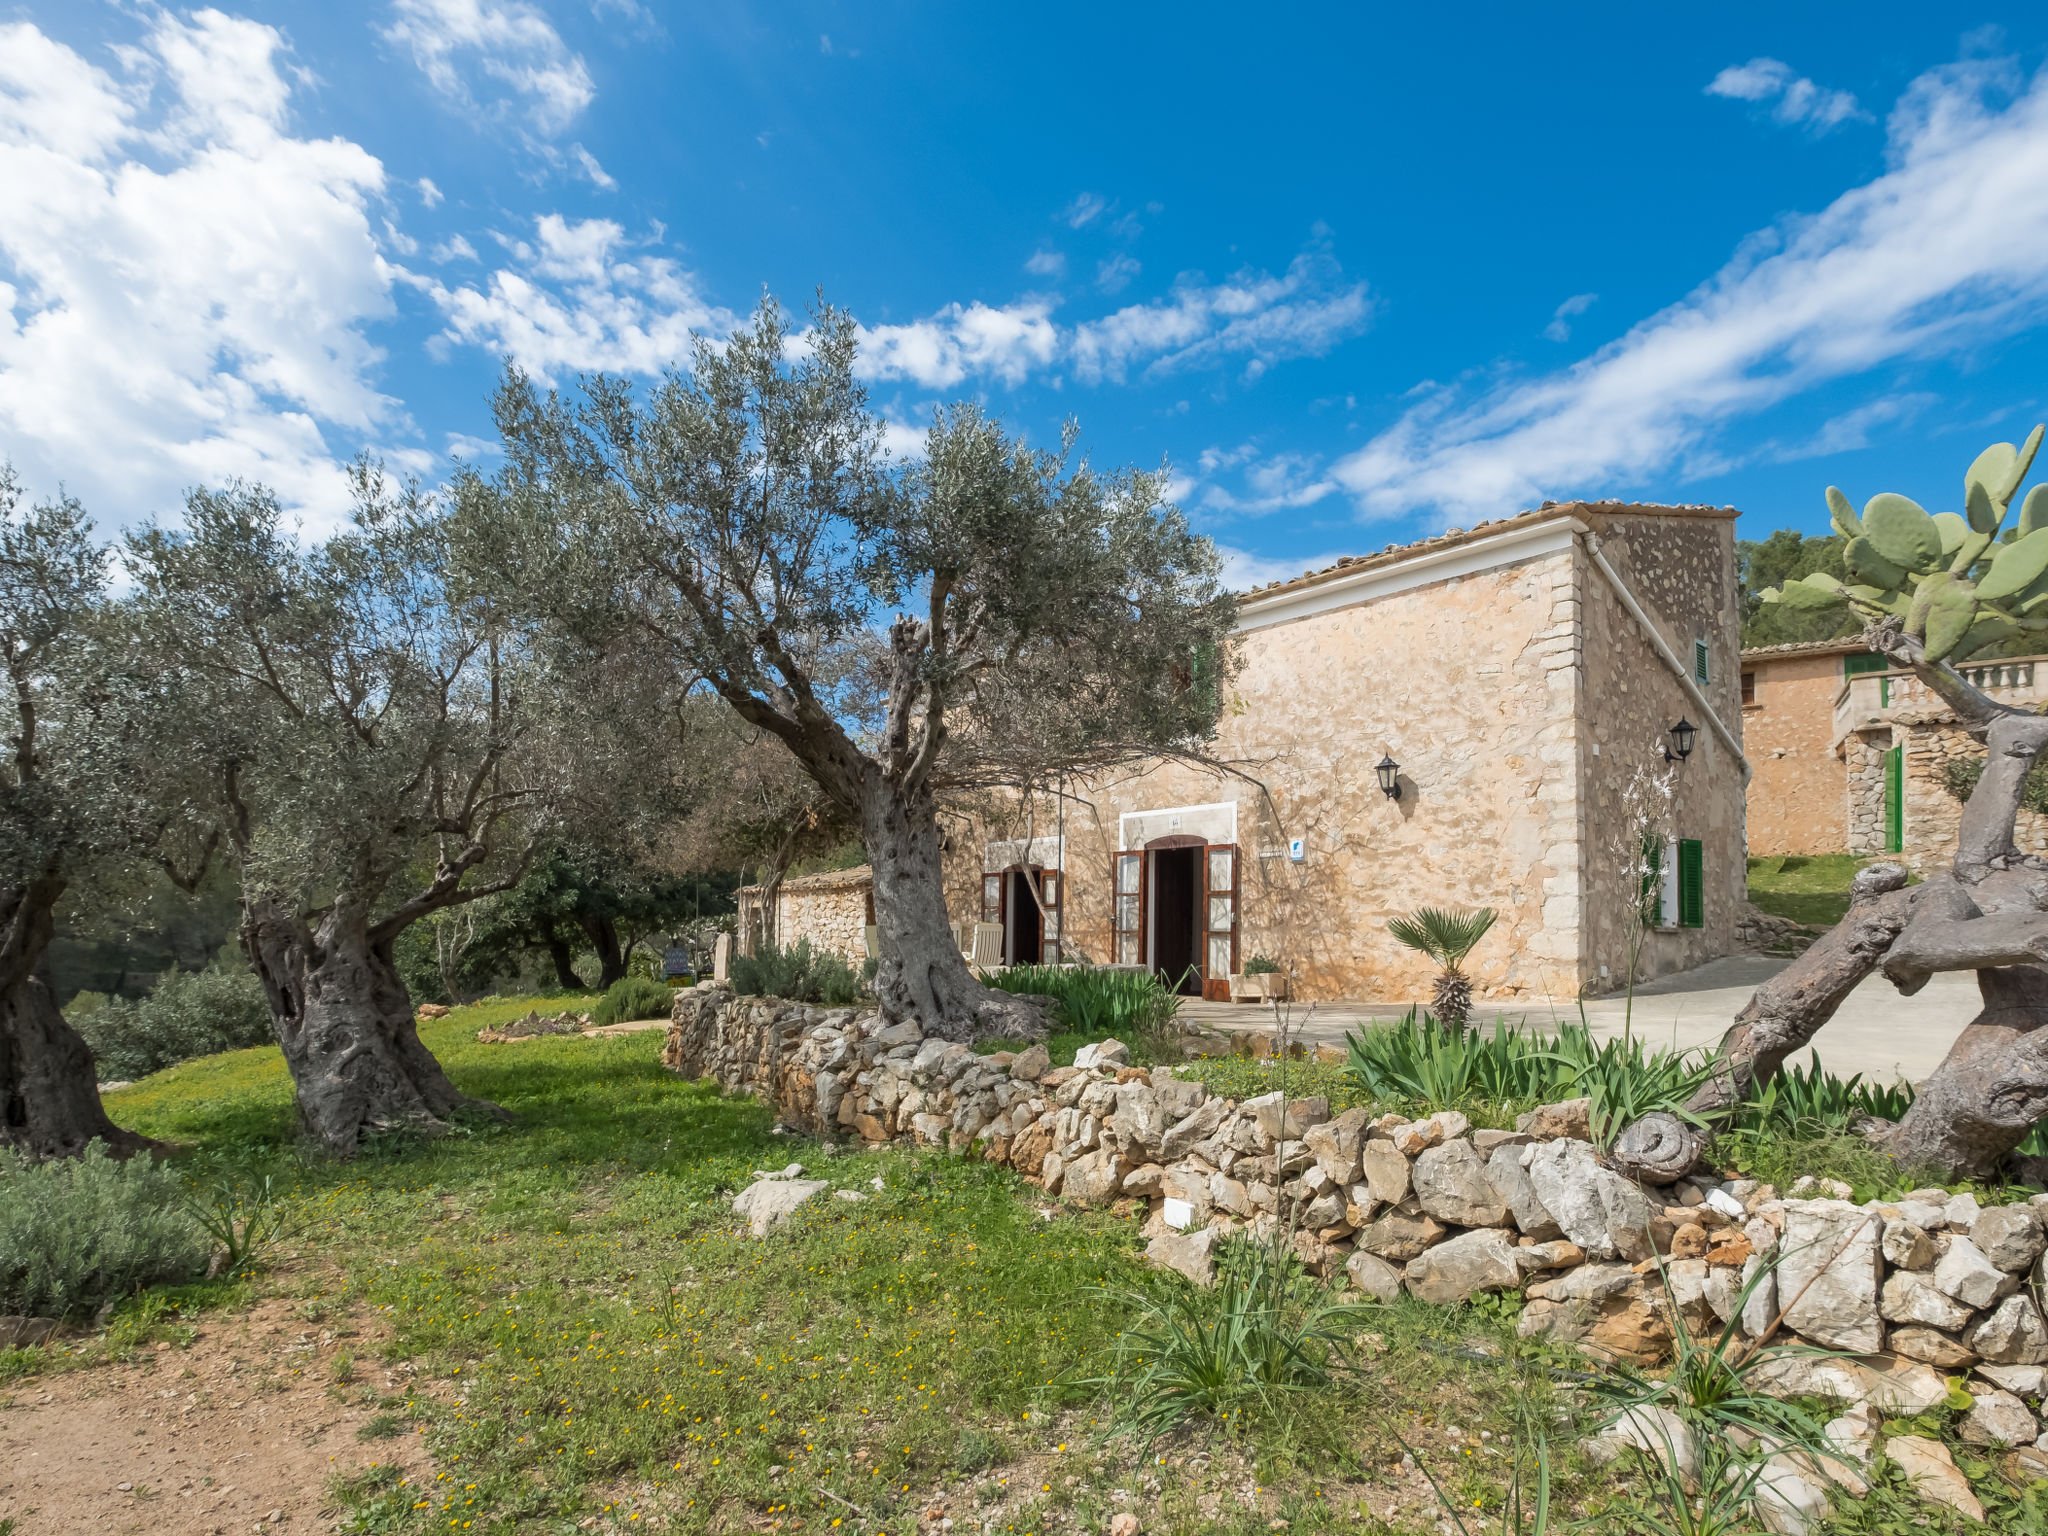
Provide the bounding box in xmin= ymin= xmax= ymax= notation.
xmin=666 ymin=982 xmax=2048 ymax=1419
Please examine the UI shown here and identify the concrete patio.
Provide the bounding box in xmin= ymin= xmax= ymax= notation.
xmin=1182 ymin=953 xmax=1986 ymax=1086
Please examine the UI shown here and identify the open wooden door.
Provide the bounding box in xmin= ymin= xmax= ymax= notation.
xmin=1202 ymin=844 xmax=1238 ymax=1001
xmin=1112 ymin=851 xmax=1144 ymax=967
xmin=1038 ymin=869 xmax=1062 ymax=964
xmin=981 ymin=870 xmax=1004 ymax=956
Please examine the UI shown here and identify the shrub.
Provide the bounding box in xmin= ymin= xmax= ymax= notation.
xmin=0 ymin=1142 xmax=212 ymax=1318
xmin=1241 ymin=954 xmax=1280 ymax=976
xmin=71 ymin=957 xmax=272 ymax=1082
xmin=984 ymin=964 xmax=1185 ymax=1059
xmin=1939 ymin=751 xmax=2048 ymax=814
xmin=729 ymin=939 xmax=865 ymax=1006
xmin=592 ymin=974 xmax=675 ymax=1027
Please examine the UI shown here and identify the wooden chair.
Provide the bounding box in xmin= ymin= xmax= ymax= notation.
xmin=967 ymin=922 xmax=1005 ymax=972
xmin=863 ymin=925 xmax=880 ymax=962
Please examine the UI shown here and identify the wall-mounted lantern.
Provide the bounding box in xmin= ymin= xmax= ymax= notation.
xmin=1664 ymin=718 xmax=1697 ymax=764
xmin=1374 ymin=753 xmax=1402 ymax=801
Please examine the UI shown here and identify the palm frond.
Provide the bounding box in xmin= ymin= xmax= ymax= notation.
xmin=1387 ymin=906 xmax=1497 ymax=968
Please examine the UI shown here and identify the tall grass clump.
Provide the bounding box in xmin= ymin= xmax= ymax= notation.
xmin=0 ymin=1143 xmax=212 ymax=1318
xmin=729 ymin=938 xmax=866 ymax=1006
xmin=69 ymin=957 xmax=272 ymax=1082
xmin=591 ymin=973 xmax=675 ymax=1027
xmin=985 ymin=964 xmax=1185 ymax=1059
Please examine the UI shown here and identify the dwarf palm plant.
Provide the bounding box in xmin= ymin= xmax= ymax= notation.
xmin=1387 ymin=906 xmax=1497 ymax=1030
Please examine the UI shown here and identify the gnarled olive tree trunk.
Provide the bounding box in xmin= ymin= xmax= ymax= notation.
xmin=861 ymin=773 xmax=1045 ymax=1044
xmin=242 ymin=896 xmax=507 ymax=1157
xmin=0 ymin=877 xmax=158 ymax=1160
xmin=1617 ymin=625 xmax=2048 ymax=1183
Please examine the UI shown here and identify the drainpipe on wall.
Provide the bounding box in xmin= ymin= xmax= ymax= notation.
xmin=1582 ymin=531 xmax=1751 ymax=784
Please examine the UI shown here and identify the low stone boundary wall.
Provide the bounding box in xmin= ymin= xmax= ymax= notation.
xmin=664 ymin=984 xmax=2048 ymax=1426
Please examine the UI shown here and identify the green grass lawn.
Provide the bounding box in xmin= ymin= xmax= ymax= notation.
xmin=1747 ymin=852 xmax=1903 ymax=927
xmin=8 ymin=996 xmax=2034 ymax=1534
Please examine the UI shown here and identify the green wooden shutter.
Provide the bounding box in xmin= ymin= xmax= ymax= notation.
xmin=1694 ymin=638 xmax=1710 ymax=685
xmin=1884 ymin=746 xmax=1904 ymax=854
xmin=1639 ymin=835 xmax=1663 ymax=927
xmin=1678 ymin=839 xmax=1704 ymax=929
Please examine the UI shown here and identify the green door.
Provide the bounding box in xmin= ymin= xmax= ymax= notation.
xmin=1844 ymin=650 xmax=1891 ymax=707
xmin=1884 ymin=746 xmax=1904 ymax=854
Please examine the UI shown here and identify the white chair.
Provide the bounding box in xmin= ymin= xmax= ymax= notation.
xmin=967 ymin=922 xmax=1005 ymax=972
xmin=863 ymin=925 xmax=880 ymax=962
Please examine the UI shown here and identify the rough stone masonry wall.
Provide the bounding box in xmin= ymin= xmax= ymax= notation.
xmin=1898 ymin=720 xmax=2048 ymax=876
xmin=1845 ymin=730 xmax=1891 ymax=857
xmin=666 ymin=982 xmax=2048 ymax=1421
xmin=773 ymin=883 xmax=871 ymax=967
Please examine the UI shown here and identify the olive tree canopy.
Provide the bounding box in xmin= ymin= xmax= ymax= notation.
xmin=491 ymin=296 xmax=1237 ymax=1040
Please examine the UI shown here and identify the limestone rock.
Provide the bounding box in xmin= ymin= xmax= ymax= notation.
xmin=1121 ymin=1163 xmax=1166 ymax=1197
xmin=1152 ymin=1073 xmax=1206 ymax=1119
xmin=1145 ymin=1226 xmax=1221 ymax=1287
xmin=1391 ymin=1110 xmax=1468 ymax=1156
xmin=1302 ymin=1106 xmax=1371 ymax=1185
xmin=1345 ymin=1248 xmax=1405 ymax=1302
xmin=1353 ymin=1212 xmax=1447 ymax=1263
xmin=1971 ymin=1204 xmax=2046 ymax=1272
xmin=1524 ymin=1139 xmax=1653 ymax=1260
xmin=733 ymin=1177 xmax=829 ymax=1237
xmin=1882 ymin=1219 xmax=1938 ymax=1271
xmin=1935 ymin=1236 xmax=2019 ymax=1310
xmin=1518 ymin=1097 xmax=1592 ymax=1140
xmin=1752 ymin=1353 xmax=1948 ymax=1414
xmin=1881 ymin=1269 xmax=1975 ymax=1331
xmin=1778 ymin=1200 xmax=1883 ymax=1354
xmin=1514 ymin=1239 xmax=1585 ymax=1274
xmin=1883 ymin=1434 xmax=1987 ymax=1521
xmin=1969 ymin=1292 xmax=2048 ymax=1365
xmin=1482 ymin=1146 xmax=1556 ymax=1245
xmin=1960 ymin=1388 xmax=2038 ymax=1447
xmin=1975 ymin=1362 xmax=2048 ymax=1396
xmin=1158 ymin=1096 xmax=1229 ymax=1160
xmin=1245 ymin=1091 xmax=1328 ymax=1144
xmin=1606 ymin=1405 xmax=1696 ymax=1481
xmin=1887 ymin=1327 xmax=1978 ymax=1370
xmin=1210 ymin=1173 xmax=1252 ymax=1216
xmin=1412 ymin=1140 xmax=1510 ymax=1227
xmin=1073 ymin=1039 xmax=1129 ymax=1070
xmin=1526 ymin=1262 xmax=1638 ymax=1303
xmin=1754 ymin=1453 xmax=1832 ymax=1536
xmin=1359 ymin=1139 xmax=1412 ymax=1205
xmin=1109 ymin=1083 xmax=1171 ymax=1156
xmin=1404 ymin=1229 xmax=1520 ymax=1305
xmin=1668 ymin=1223 xmax=1710 ymax=1260
xmin=1946 ymin=1192 xmax=1984 ymax=1230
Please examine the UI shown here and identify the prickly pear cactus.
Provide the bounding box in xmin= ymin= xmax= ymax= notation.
xmin=1761 ymin=425 xmax=2048 ymax=663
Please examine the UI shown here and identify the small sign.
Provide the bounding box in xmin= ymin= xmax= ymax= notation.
xmin=1169 ymin=815 xmax=1182 ymax=830
xmin=1288 ymin=837 xmax=1305 ymax=862
xmin=663 ymin=946 xmax=693 ymax=978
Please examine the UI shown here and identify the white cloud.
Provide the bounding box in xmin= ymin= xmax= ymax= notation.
xmin=1215 ymin=543 xmax=1353 ymax=592
xmin=1070 ymin=251 xmax=1371 ymax=385
xmin=1062 ymin=192 xmax=1108 ymax=228
xmin=433 ymin=234 xmax=480 ymax=262
xmin=570 ymin=142 xmax=615 ymax=189
xmin=416 ymin=214 xmax=733 ymax=382
xmin=383 ymin=0 xmax=594 ymax=136
xmin=418 ymin=175 xmax=444 ymax=206
xmin=1332 ymin=57 xmax=2048 ymax=522
xmin=1023 ymin=248 xmax=1065 ymax=279
xmin=1189 ymin=444 xmax=1338 ymax=515
xmin=855 ymin=300 xmax=1061 ymax=390
xmin=1707 ymin=57 xmax=1869 ymax=133
xmin=0 ymin=11 xmax=398 ymax=525
xmin=1097 ymin=252 xmax=1140 ymax=295
xmin=1543 ymin=291 xmax=1596 ymax=342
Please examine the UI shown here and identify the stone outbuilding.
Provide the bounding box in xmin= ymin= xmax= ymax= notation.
xmin=735 ymin=865 xmax=874 ymax=966
xmin=946 ymin=500 xmax=1751 ymax=1004
xmin=1741 ymin=639 xmax=2048 ymax=872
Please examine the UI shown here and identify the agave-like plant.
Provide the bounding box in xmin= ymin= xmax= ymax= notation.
xmin=1387 ymin=906 xmax=1497 ymax=1030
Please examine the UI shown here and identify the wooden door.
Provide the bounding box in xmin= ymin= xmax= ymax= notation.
xmin=1112 ymin=852 xmax=1144 ymax=967
xmin=1038 ymin=868 xmax=1062 ymax=965
xmin=1202 ymin=844 xmax=1238 ymax=1001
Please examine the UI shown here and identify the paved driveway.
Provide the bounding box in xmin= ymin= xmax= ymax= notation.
xmin=1182 ymin=954 xmax=1986 ymax=1086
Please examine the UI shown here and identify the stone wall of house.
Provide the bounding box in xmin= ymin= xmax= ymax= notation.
xmin=1899 ymin=721 xmax=2048 ymax=875
xmin=1744 ymin=651 xmax=1853 ymax=856
xmin=955 ymin=545 xmax=1589 ymax=1003
xmin=1576 ymin=511 xmax=1746 ymax=987
xmin=776 ymin=883 xmax=870 ymax=966
xmin=1845 ymin=730 xmax=1891 ymax=857
xmin=669 ymin=982 xmax=2048 ymax=1409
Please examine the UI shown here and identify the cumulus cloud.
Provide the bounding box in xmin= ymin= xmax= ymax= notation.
xmin=1215 ymin=543 xmax=1354 ymax=592
xmin=1707 ymin=57 xmax=1869 ymax=133
xmin=1543 ymin=291 xmax=1596 ymax=342
xmin=384 ymin=0 xmax=595 ymax=135
xmin=855 ymin=301 xmax=1061 ymax=390
xmin=416 ymin=214 xmax=734 ymax=382
xmin=1096 ymin=252 xmax=1140 ymax=294
xmin=1062 ymin=192 xmax=1108 ymax=228
xmin=0 ymin=11 xmax=398 ymax=525
xmin=1332 ymin=57 xmax=2048 ymax=522
xmin=1023 ymin=248 xmax=1066 ymax=279
xmin=1190 ymin=444 xmax=1337 ymax=515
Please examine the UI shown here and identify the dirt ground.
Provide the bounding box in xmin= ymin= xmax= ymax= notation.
xmin=0 ymin=1298 xmax=429 ymax=1536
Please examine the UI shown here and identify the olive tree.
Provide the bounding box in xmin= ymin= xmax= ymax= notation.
xmin=491 ymin=296 xmax=1237 ymax=1041
xmin=1618 ymin=425 xmax=2048 ymax=1181
xmin=0 ymin=468 xmax=160 ymax=1158
xmin=126 ymin=473 xmax=563 ymax=1155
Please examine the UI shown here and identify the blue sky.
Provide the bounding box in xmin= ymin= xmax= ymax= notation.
xmin=5 ymin=4 xmax=2048 ymax=585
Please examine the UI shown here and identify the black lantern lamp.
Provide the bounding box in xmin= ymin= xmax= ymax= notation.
xmin=1374 ymin=754 xmax=1402 ymax=801
xmin=1667 ymin=718 xmax=1697 ymax=763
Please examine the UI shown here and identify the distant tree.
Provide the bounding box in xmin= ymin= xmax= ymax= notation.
xmin=0 ymin=467 xmax=161 ymax=1159
xmin=1737 ymin=529 xmax=1858 ymax=647
xmin=125 ymin=473 xmax=567 ymax=1156
xmin=491 ymin=296 xmax=1237 ymax=1041
xmin=460 ymin=843 xmax=701 ymax=991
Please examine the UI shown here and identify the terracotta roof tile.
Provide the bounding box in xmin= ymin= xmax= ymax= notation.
xmin=1738 ymin=637 xmax=1869 ymax=660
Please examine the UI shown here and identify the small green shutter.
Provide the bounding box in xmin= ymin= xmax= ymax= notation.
xmin=1640 ymin=835 xmax=1663 ymax=927
xmin=1678 ymin=839 xmax=1704 ymax=929
xmin=1694 ymin=639 xmax=1710 ymax=685
xmin=1884 ymin=746 xmax=1904 ymax=854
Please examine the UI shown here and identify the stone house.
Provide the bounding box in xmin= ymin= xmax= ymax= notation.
xmin=1741 ymin=640 xmax=2048 ymax=871
xmin=735 ymin=865 xmax=874 ymax=966
xmin=944 ymin=501 xmax=1751 ymax=1003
